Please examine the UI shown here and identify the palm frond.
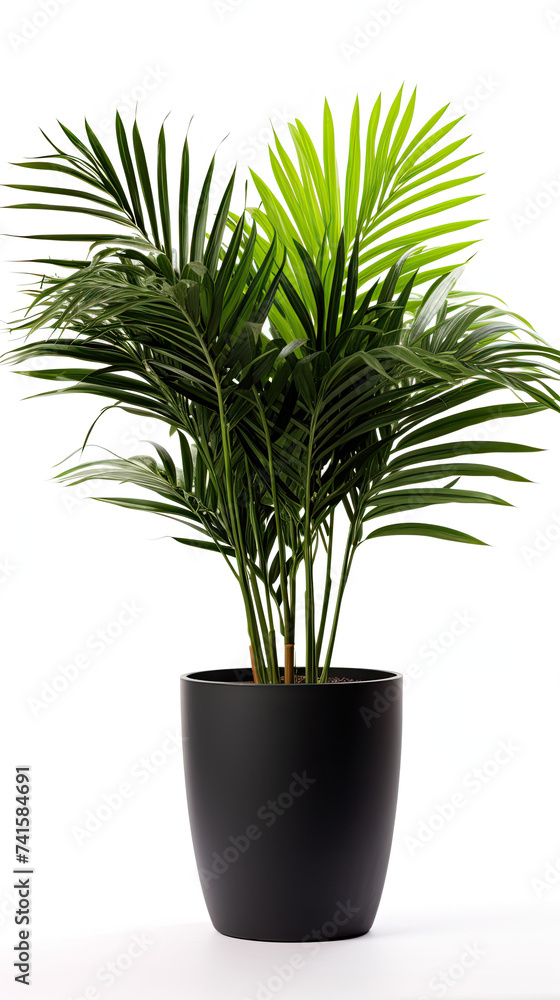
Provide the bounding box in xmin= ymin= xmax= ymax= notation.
xmin=4 ymin=99 xmax=560 ymax=685
xmin=241 ymin=90 xmax=484 ymax=344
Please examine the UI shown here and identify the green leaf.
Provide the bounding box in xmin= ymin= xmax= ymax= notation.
xmin=365 ymin=522 xmax=487 ymax=545
xmin=115 ymin=112 xmax=145 ymax=232
xmin=366 ymin=487 xmax=512 ymax=520
xmin=84 ymin=119 xmax=133 ymax=219
xmin=204 ymin=168 xmax=236 ymax=278
xmin=323 ymin=100 xmax=341 ymax=246
xmin=173 ymin=537 xmax=236 ymax=556
xmin=344 ymin=97 xmax=361 ymax=246
xmin=389 ymin=440 xmax=542 ymax=469
xmin=132 ymin=121 xmax=160 ymax=248
xmin=157 ymin=122 xmax=173 ymax=260
xmin=178 ymin=132 xmax=190 ymax=271
xmin=191 ymin=157 xmax=215 ymax=262
xmin=397 ymin=402 xmax=545 ymax=450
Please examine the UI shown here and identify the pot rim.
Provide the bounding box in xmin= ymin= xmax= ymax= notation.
xmin=181 ymin=666 xmax=402 ymax=686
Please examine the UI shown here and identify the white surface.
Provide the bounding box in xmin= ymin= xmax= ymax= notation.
xmin=2 ymin=908 xmax=559 ymax=1000
xmin=1 ymin=0 xmax=560 ymax=996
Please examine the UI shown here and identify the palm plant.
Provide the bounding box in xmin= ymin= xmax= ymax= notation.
xmin=5 ymin=93 xmax=560 ymax=685
xmin=239 ymin=86 xmax=485 ymax=341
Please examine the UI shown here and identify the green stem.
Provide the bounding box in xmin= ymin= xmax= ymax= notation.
xmin=316 ymin=509 xmax=334 ymax=666
xmin=319 ymin=518 xmax=357 ymax=683
xmin=304 ymin=537 xmax=315 ymax=682
xmin=243 ymin=459 xmax=281 ymax=683
xmin=287 ymin=528 xmax=298 ymax=646
xmin=303 ymin=409 xmax=320 ymax=683
xmin=187 ymin=321 xmax=267 ymax=679
xmin=247 ymin=567 xmax=276 ymax=677
xmin=253 ymin=391 xmax=291 ymax=642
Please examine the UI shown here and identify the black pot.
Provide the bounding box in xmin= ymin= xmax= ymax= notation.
xmin=181 ymin=667 xmax=402 ymax=942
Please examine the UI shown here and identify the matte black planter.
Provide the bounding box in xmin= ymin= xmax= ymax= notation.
xmin=181 ymin=667 xmax=402 ymax=942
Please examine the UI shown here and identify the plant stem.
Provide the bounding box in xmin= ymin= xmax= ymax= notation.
xmin=190 ymin=323 xmax=267 ymax=679
xmin=284 ymin=643 xmax=294 ymax=684
xmin=243 ymin=456 xmax=281 ymax=683
xmin=315 ymin=509 xmax=334 ymax=666
xmin=253 ymin=391 xmax=292 ymax=644
xmin=319 ymin=518 xmax=358 ymax=682
xmin=249 ymin=645 xmax=259 ymax=683
xmin=304 ymin=409 xmax=320 ymax=683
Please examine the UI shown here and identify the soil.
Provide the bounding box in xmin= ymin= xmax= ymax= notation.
xmin=292 ymin=674 xmax=354 ymax=683
xmin=248 ymin=675 xmax=356 ymax=683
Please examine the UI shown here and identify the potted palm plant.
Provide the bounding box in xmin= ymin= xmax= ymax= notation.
xmin=5 ymin=90 xmax=560 ymax=941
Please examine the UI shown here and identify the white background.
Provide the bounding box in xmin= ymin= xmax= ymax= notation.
xmin=1 ymin=1 xmax=560 ymax=997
